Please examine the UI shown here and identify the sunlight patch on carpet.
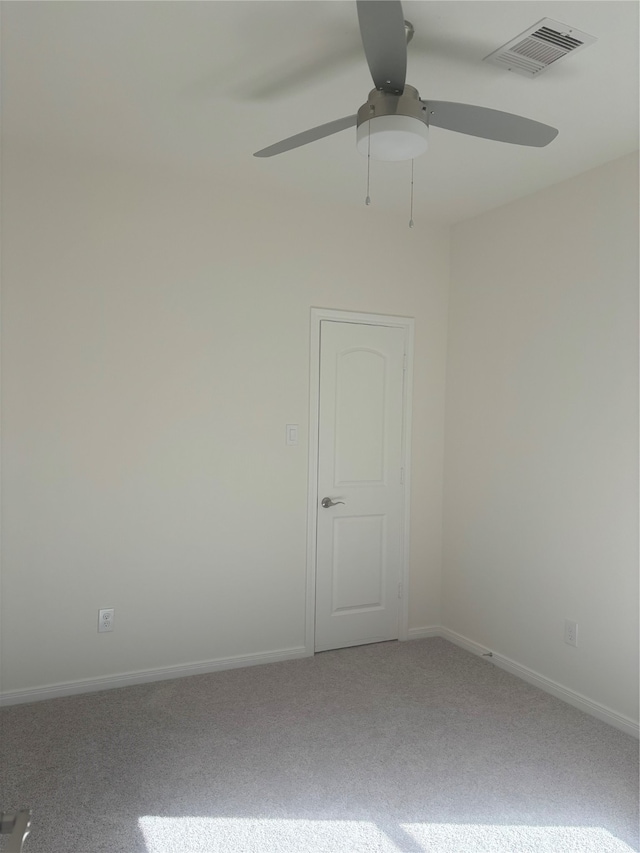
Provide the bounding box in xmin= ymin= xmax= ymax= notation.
xmin=139 ymin=816 xmax=636 ymax=853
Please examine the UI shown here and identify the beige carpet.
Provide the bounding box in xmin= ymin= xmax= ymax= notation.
xmin=0 ymin=638 xmax=638 ymax=852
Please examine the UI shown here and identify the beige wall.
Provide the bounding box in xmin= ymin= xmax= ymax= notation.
xmin=2 ymin=142 xmax=638 ymax=726
xmin=0 ymin=145 xmax=449 ymax=693
xmin=443 ymin=153 xmax=639 ymax=722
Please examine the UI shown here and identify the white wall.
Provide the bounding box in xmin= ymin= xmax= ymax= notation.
xmin=3 ymin=140 xmax=637 ymax=727
xmin=0 ymin=144 xmax=449 ymax=695
xmin=443 ymin=153 xmax=639 ymax=723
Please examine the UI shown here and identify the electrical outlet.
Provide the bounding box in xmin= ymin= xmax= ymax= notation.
xmin=564 ymin=619 xmax=578 ymax=647
xmin=98 ymin=608 xmax=114 ymax=633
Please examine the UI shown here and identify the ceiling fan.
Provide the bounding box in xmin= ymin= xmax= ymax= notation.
xmin=254 ymin=0 xmax=558 ymax=161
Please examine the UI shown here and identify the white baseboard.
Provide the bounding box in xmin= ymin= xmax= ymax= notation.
xmin=3 ymin=630 xmax=638 ymax=739
xmin=439 ymin=627 xmax=640 ymax=739
xmin=406 ymin=626 xmax=442 ymax=641
xmin=438 ymin=627 xmax=492 ymax=657
xmin=0 ymin=645 xmax=309 ymax=707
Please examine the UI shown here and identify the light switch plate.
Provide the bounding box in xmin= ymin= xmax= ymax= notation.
xmin=286 ymin=424 xmax=299 ymax=446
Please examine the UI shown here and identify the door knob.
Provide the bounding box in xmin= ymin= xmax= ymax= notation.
xmin=321 ymin=497 xmax=345 ymax=508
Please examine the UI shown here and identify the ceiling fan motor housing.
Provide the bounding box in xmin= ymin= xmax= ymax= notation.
xmin=356 ymin=85 xmax=429 ymax=161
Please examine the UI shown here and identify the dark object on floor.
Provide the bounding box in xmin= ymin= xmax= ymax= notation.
xmin=0 ymin=810 xmax=32 ymax=852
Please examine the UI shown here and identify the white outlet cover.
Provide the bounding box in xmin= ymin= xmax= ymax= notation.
xmin=98 ymin=608 xmax=114 ymax=632
xmin=564 ymin=619 xmax=578 ymax=647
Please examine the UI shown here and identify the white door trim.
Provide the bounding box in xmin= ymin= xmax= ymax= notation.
xmin=305 ymin=308 xmax=414 ymax=654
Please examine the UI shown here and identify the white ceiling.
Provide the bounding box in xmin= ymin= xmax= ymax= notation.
xmin=2 ymin=1 xmax=638 ymax=224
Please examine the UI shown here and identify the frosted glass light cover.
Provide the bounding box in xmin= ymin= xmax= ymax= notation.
xmin=356 ymin=115 xmax=429 ymax=161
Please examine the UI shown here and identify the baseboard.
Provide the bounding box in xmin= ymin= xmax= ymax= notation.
xmin=406 ymin=626 xmax=442 ymax=641
xmin=3 ymin=630 xmax=638 ymax=739
xmin=439 ymin=627 xmax=640 ymax=739
xmin=0 ymin=645 xmax=309 ymax=707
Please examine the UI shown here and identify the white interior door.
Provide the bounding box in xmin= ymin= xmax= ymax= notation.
xmin=314 ymin=320 xmax=406 ymax=652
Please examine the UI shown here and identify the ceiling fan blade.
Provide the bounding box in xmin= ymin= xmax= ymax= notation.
xmin=423 ymin=101 xmax=558 ymax=147
xmin=356 ymin=0 xmax=407 ymax=93
xmin=254 ymin=115 xmax=358 ymax=158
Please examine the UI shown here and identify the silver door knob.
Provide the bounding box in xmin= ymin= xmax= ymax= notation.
xmin=321 ymin=497 xmax=345 ymax=508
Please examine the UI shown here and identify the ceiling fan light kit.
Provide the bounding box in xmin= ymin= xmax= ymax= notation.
xmin=253 ymin=1 xmax=560 ymax=222
xmin=356 ymin=85 xmax=429 ymax=161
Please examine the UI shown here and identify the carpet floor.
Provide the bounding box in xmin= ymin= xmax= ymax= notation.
xmin=0 ymin=638 xmax=638 ymax=852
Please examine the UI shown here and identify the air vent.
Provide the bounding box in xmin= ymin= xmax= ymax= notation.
xmin=483 ymin=18 xmax=597 ymax=77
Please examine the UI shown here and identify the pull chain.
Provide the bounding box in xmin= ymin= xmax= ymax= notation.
xmin=365 ymin=121 xmax=371 ymax=206
xmin=409 ymin=159 xmax=415 ymax=228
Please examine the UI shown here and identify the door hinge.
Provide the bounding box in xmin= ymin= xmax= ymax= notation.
xmin=400 ymin=467 xmax=405 ymax=485
xmin=403 ymin=353 xmax=407 ymax=373
xmin=398 ymin=581 xmax=403 ymax=599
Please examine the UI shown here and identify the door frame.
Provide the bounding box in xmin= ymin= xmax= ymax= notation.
xmin=305 ymin=307 xmax=415 ymax=654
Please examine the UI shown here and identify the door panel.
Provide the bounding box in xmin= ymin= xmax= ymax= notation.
xmin=334 ymin=348 xmax=387 ymax=484
xmin=331 ymin=514 xmax=386 ymax=613
xmin=315 ymin=321 xmax=405 ymax=652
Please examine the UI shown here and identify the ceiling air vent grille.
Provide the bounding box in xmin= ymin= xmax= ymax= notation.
xmin=483 ymin=18 xmax=597 ymax=77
